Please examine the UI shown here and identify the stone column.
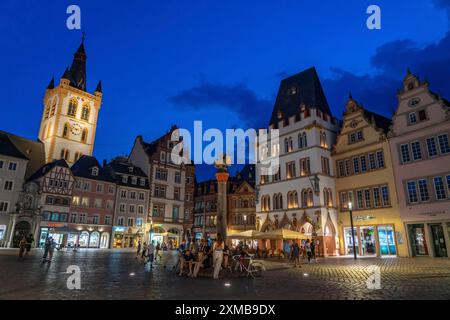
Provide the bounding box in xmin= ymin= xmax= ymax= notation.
xmin=215 ymin=172 xmax=229 ymax=240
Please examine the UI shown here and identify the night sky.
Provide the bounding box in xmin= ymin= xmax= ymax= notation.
xmin=1 ymin=0 xmax=449 ymax=181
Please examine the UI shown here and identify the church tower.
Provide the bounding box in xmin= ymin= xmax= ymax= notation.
xmin=39 ymin=36 xmax=102 ymax=165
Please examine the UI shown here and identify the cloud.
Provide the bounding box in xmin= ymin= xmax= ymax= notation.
xmin=169 ymin=81 xmax=272 ymax=129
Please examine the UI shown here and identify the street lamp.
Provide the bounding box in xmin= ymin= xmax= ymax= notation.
xmin=348 ymin=202 xmax=357 ymax=259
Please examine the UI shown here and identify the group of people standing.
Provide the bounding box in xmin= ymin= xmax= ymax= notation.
xmin=289 ymin=239 xmax=317 ymax=267
xmin=136 ymin=240 xmax=162 ymax=268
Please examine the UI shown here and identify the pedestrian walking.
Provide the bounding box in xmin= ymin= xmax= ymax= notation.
xmin=212 ymin=233 xmax=225 ymax=280
xmin=311 ymin=239 xmax=317 ymax=262
xmin=25 ymin=234 xmax=34 ymax=256
xmin=136 ymin=239 xmax=142 ymax=258
xmin=19 ymin=237 xmax=27 ymax=258
xmin=47 ymin=238 xmax=56 ymax=262
xmin=305 ymin=239 xmax=312 ymax=263
xmin=155 ymin=242 xmax=161 ymax=262
xmin=141 ymin=242 xmax=148 ymax=263
xmin=291 ymin=240 xmax=301 ymax=268
xmin=42 ymin=237 xmax=52 ymax=262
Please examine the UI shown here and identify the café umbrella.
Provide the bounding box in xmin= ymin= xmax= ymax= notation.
xmin=254 ymin=228 xmax=308 ymax=240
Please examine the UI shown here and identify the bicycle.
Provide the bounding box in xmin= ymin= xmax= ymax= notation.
xmin=232 ymin=253 xmax=266 ymax=278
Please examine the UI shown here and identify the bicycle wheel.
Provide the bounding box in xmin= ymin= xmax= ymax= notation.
xmin=249 ymin=262 xmax=264 ymax=278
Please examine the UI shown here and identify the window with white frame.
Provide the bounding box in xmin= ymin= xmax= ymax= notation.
xmin=96 ymin=184 xmax=103 ymax=193
xmin=129 ymin=204 xmax=135 ymax=213
xmin=400 ymin=144 xmax=411 ymax=163
xmin=433 ymin=177 xmax=447 ymax=200
xmin=105 ymin=215 xmax=111 ymax=225
xmin=119 ymin=203 xmax=126 ymax=212
xmin=411 ymin=141 xmax=422 ymax=161
xmin=8 ymin=162 xmax=17 ymax=171
xmin=120 ymin=190 xmax=127 ymax=198
xmin=417 ymin=179 xmax=430 ymax=202
xmin=93 ymin=215 xmax=100 ymax=224
xmin=408 ymin=112 xmax=417 ymax=124
xmin=127 ymin=217 xmax=134 ymax=227
xmin=407 ymin=181 xmax=418 ymax=203
xmin=3 ymin=180 xmax=13 ymax=191
xmin=69 ymin=213 xmax=77 ymax=223
xmin=360 ymin=155 xmax=367 ymax=172
xmin=138 ymin=205 xmax=144 ymax=214
xmin=118 ymin=216 xmax=125 ymax=226
xmin=0 ymin=201 xmax=9 ymax=213
xmin=438 ymin=134 xmax=450 ymax=154
xmin=426 ymin=137 xmax=438 ymax=157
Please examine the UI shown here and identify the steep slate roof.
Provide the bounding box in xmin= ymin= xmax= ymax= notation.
xmin=0 ymin=130 xmax=45 ymax=179
xmin=0 ymin=133 xmax=28 ymax=160
xmin=363 ymin=109 xmax=392 ymax=134
xmin=269 ymin=67 xmax=332 ymax=126
xmin=71 ymin=155 xmax=115 ymax=182
xmin=106 ymin=158 xmax=149 ymax=189
xmin=138 ymin=126 xmax=178 ymax=158
xmin=27 ymin=159 xmax=69 ymax=182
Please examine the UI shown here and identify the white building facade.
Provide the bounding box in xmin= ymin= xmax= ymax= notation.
xmin=256 ymin=67 xmax=340 ymax=256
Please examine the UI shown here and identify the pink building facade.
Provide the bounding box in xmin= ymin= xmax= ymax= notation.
xmin=389 ymin=71 xmax=450 ymax=257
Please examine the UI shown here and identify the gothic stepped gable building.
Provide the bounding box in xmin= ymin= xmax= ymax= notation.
xmin=333 ymin=95 xmax=407 ymax=257
xmin=39 ymin=38 xmax=103 ymax=165
xmin=388 ymin=70 xmax=450 ymax=257
xmin=193 ymin=164 xmax=256 ymax=241
xmin=129 ymin=126 xmax=195 ymax=247
xmin=256 ymin=67 xmax=340 ymax=256
xmin=105 ymin=158 xmax=150 ymax=249
xmin=69 ymin=156 xmax=117 ymax=249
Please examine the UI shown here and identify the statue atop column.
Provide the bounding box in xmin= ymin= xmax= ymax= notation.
xmin=214 ymin=153 xmax=231 ymax=240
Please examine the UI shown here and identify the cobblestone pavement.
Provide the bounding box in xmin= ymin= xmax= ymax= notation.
xmin=0 ymin=249 xmax=449 ymax=300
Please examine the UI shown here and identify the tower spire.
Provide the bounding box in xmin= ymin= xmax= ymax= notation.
xmin=69 ymin=33 xmax=87 ymax=91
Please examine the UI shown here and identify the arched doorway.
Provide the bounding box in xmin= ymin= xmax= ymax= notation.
xmin=100 ymin=232 xmax=109 ymax=249
xmin=167 ymin=228 xmax=180 ymax=248
xmin=324 ymin=216 xmax=337 ymax=256
xmin=79 ymin=231 xmax=89 ymax=247
xmin=13 ymin=221 xmax=31 ymax=248
xmin=89 ymin=231 xmax=100 ymax=248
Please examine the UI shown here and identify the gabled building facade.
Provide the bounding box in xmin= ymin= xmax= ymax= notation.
xmin=333 ymin=96 xmax=407 ymax=257
xmin=70 ymin=156 xmax=117 ymax=248
xmin=129 ymin=127 xmax=194 ymax=247
xmin=24 ymin=160 xmax=76 ymax=248
xmin=193 ymin=165 xmax=257 ymax=241
xmin=256 ymin=67 xmax=340 ymax=256
xmin=389 ymin=70 xmax=450 ymax=257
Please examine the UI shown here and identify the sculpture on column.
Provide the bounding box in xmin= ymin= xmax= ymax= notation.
xmin=214 ymin=154 xmax=231 ymax=240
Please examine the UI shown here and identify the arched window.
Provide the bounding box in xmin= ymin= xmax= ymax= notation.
xmin=81 ymin=104 xmax=90 ymax=121
xmin=50 ymin=103 xmax=56 ymax=116
xmin=89 ymin=231 xmax=100 ymax=248
xmin=63 ymin=123 xmax=70 ymax=138
xmin=288 ymin=191 xmax=298 ymax=208
xmin=307 ymin=189 xmax=314 ymax=207
xmin=301 ymin=189 xmax=308 ymax=208
xmin=273 ymin=193 xmax=283 ymax=210
xmin=67 ymin=98 xmax=78 ymax=117
xmin=320 ymin=131 xmax=328 ymax=148
xmin=238 ymin=214 xmax=243 ymax=225
xmin=288 ymin=137 xmax=293 ymax=152
xmin=45 ymin=104 xmax=51 ymax=119
xmin=284 ymin=138 xmax=289 ymax=153
xmin=81 ymin=128 xmax=88 ymax=143
xmin=303 ymin=132 xmax=308 ymax=148
xmin=298 ymin=133 xmax=303 ymax=149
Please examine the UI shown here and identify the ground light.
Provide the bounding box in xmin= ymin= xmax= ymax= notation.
xmin=224 ymin=283 xmax=231 ymax=287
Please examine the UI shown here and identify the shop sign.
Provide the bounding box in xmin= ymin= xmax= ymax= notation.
xmin=355 ymin=215 xmax=375 ymax=221
xmin=113 ymin=226 xmax=126 ymax=232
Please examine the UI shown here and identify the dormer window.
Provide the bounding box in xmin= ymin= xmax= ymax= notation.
xmin=128 ymin=167 xmax=133 ymax=173
xmin=277 ymin=111 xmax=283 ymax=120
xmin=140 ymin=178 xmax=146 ymax=186
xmin=288 ymin=86 xmax=297 ymax=95
xmin=122 ymin=175 xmax=128 ymax=183
xmin=91 ymin=167 xmax=99 ymax=176
xmin=131 ymin=177 xmax=137 ymax=185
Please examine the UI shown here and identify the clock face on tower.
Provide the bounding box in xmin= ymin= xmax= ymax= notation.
xmin=71 ymin=123 xmax=82 ymax=136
